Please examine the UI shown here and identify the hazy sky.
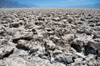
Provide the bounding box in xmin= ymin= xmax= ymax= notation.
xmin=8 ymin=0 xmax=100 ymax=7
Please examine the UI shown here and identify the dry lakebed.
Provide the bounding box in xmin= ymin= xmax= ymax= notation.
xmin=0 ymin=8 xmax=100 ymax=66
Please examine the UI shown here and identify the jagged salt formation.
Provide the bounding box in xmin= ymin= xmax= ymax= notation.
xmin=0 ymin=8 xmax=100 ymax=66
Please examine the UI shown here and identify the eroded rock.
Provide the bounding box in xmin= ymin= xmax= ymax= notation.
xmin=0 ymin=8 xmax=100 ymax=66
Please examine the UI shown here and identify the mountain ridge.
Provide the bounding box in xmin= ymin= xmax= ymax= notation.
xmin=0 ymin=0 xmax=31 ymax=8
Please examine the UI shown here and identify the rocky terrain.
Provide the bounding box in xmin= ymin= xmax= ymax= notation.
xmin=0 ymin=8 xmax=100 ymax=66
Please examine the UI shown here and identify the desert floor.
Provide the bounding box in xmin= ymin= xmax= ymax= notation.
xmin=0 ymin=8 xmax=100 ymax=66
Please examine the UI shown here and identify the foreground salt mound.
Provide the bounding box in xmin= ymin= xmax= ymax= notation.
xmin=0 ymin=8 xmax=100 ymax=66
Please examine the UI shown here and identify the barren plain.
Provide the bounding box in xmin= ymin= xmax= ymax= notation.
xmin=0 ymin=8 xmax=100 ymax=66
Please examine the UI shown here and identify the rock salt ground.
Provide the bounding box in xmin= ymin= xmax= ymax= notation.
xmin=0 ymin=8 xmax=100 ymax=66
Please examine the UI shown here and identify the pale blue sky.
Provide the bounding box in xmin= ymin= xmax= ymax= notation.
xmin=8 ymin=0 xmax=100 ymax=7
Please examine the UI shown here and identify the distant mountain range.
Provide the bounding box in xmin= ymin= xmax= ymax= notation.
xmin=0 ymin=0 xmax=38 ymax=8
xmin=36 ymin=3 xmax=100 ymax=8
xmin=0 ymin=0 xmax=100 ymax=8
xmin=65 ymin=3 xmax=100 ymax=8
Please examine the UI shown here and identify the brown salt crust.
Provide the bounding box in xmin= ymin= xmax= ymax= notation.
xmin=0 ymin=8 xmax=100 ymax=66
